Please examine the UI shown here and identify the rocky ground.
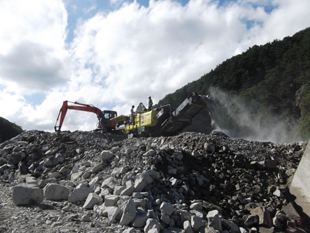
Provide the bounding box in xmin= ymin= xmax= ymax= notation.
xmin=0 ymin=130 xmax=309 ymax=233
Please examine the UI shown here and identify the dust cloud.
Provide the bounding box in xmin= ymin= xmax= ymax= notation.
xmin=206 ymin=87 xmax=300 ymax=143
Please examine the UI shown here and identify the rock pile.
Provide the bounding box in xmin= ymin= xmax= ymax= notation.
xmin=0 ymin=130 xmax=309 ymax=232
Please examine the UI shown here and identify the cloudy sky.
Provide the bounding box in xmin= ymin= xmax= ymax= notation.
xmin=0 ymin=0 xmax=309 ymax=132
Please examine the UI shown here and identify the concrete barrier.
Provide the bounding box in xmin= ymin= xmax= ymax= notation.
xmin=289 ymin=139 xmax=310 ymax=216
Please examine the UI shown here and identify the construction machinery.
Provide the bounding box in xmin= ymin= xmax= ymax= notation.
xmin=54 ymin=101 xmax=117 ymax=132
xmin=111 ymin=93 xmax=212 ymax=137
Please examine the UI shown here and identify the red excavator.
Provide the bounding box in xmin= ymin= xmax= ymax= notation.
xmin=54 ymin=101 xmax=117 ymax=132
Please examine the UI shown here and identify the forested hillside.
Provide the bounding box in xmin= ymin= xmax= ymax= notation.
xmin=158 ymin=27 xmax=310 ymax=141
xmin=0 ymin=117 xmax=23 ymax=143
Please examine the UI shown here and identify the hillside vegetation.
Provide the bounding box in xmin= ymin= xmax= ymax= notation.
xmin=0 ymin=117 xmax=23 ymax=143
xmin=158 ymin=27 xmax=310 ymax=141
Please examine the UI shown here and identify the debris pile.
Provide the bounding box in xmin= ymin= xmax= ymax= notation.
xmin=0 ymin=130 xmax=308 ymax=232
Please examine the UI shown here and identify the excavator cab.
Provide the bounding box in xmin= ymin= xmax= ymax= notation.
xmin=99 ymin=110 xmax=117 ymax=132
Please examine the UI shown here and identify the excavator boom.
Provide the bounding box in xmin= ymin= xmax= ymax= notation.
xmin=54 ymin=101 xmax=117 ymax=132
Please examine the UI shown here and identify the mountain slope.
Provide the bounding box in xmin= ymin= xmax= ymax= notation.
xmin=0 ymin=117 xmax=23 ymax=143
xmin=158 ymin=27 xmax=310 ymax=141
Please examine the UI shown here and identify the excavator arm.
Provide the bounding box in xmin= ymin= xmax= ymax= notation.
xmin=54 ymin=101 xmax=113 ymax=132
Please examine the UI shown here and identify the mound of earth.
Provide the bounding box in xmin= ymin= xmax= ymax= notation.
xmin=0 ymin=130 xmax=309 ymax=232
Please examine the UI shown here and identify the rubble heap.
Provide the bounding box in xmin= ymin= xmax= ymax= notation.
xmin=0 ymin=130 xmax=309 ymax=233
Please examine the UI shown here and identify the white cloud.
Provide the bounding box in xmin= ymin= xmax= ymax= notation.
xmin=0 ymin=0 xmax=70 ymax=95
xmin=0 ymin=0 xmax=310 ymax=133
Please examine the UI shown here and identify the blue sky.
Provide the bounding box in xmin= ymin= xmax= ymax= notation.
xmin=0 ymin=0 xmax=309 ymax=132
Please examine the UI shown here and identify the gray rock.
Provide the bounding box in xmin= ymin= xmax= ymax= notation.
xmin=68 ymin=186 xmax=92 ymax=202
xmin=55 ymin=153 xmax=64 ymax=163
xmin=132 ymin=212 xmax=148 ymax=228
xmin=183 ymin=220 xmax=194 ymax=233
xmin=119 ymin=199 xmax=136 ymax=226
xmin=143 ymin=149 xmax=156 ymax=157
xmin=244 ymin=215 xmax=259 ymax=228
xmin=114 ymin=185 xmax=126 ymax=195
xmin=100 ymin=150 xmax=114 ymax=160
xmin=102 ymin=176 xmax=120 ymax=190
xmin=83 ymin=193 xmax=103 ymax=209
xmin=70 ymin=171 xmax=84 ymax=182
xmin=81 ymin=214 xmax=91 ymax=222
xmin=91 ymin=163 xmax=104 ymax=173
xmin=191 ymin=215 xmax=206 ymax=232
xmin=106 ymin=206 xmax=121 ymax=222
xmin=121 ymin=185 xmax=135 ymax=196
xmin=134 ymin=170 xmax=159 ymax=192
xmin=25 ymin=176 xmax=38 ymax=185
xmin=160 ymin=202 xmax=174 ymax=216
xmin=43 ymin=158 xmax=54 ymax=167
xmin=13 ymin=184 xmax=43 ymax=206
xmin=250 ymin=206 xmax=272 ymax=227
xmin=7 ymin=152 xmax=25 ymax=164
xmin=206 ymin=210 xmax=222 ymax=231
xmin=162 ymin=214 xmax=171 ymax=225
xmin=222 ymin=219 xmax=240 ymax=233
xmin=144 ymin=218 xmax=161 ymax=233
xmin=282 ymin=202 xmax=301 ymax=222
xmin=44 ymin=183 xmax=70 ymax=201
xmin=105 ymin=195 xmax=119 ymax=206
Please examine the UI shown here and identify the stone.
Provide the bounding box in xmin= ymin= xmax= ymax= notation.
xmin=273 ymin=189 xmax=284 ymax=197
xmin=250 ymin=207 xmax=272 ymax=227
xmin=190 ymin=202 xmax=203 ymax=210
xmin=106 ymin=206 xmax=121 ymax=222
xmin=81 ymin=214 xmax=91 ymax=222
xmin=265 ymin=159 xmax=277 ymax=168
xmin=68 ymin=186 xmax=92 ymax=203
xmin=105 ymin=195 xmax=119 ymax=206
xmin=144 ymin=219 xmax=161 ymax=233
xmin=113 ymin=185 xmax=126 ymax=195
xmin=119 ymin=199 xmax=136 ymax=226
xmin=258 ymin=227 xmax=274 ymax=233
xmin=239 ymin=227 xmax=248 ymax=233
xmin=100 ymin=150 xmax=114 ymax=160
xmin=83 ymin=193 xmax=103 ymax=209
xmin=183 ymin=220 xmax=194 ymax=233
xmin=12 ymin=184 xmax=43 ymax=206
xmin=55 ymin=153 xmax=64 ymax=163
xmin=91 ymin=163 xmax=104 ymax=173
xmin=282 ymin=203 xmax=301 ymax=222
xmin=244 ymin=215 xmax=259 ymax=228
xmin=89 ymin=176 xmax=100 ymax=186
xmin=160 ymin=202 xmax=174 ymax=216
xmin=191 ymin=215 xmax=206 ymax=232
xmin=132 ymin=213 xmax=148 ymax=228
xmin=143 ymin=149 xmax=156 ymax=157
xmin=207 ymin=210 xmax=222 ymax=232
xmin=221 ymin=219 xmax=239 ymax=233
xmin=43 ymin=158 xmax=54 ymax=167
xmin=7 ymin=152 xmax=25 ymax=164
xmin=102 ymin=176 xmax=120 ymax=190
xmin=18 ymin=161 xmax=28 ymax=175
xmin=161 ymin=214 xmax=171 ymax=224
xmin=168 ymin=166 xmax=178 ymax=175
xmin=44 ymin=183 xmax=70 ymax=201
xmin=25 ymin=176 xmax=38 ymax=185
xmin=121 ymin=185 xmax=135 ymax=196
xmin=70 ymin=171 xmax=84 ymax=182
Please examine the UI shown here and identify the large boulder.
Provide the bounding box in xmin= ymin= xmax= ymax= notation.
xmin=12 ymin=184 xmax=43 ymax=206
xmin=44 ymin=183 xmax=70 ymax=201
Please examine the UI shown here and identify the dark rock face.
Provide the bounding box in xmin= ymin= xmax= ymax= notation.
xmin=0 ymin=130 xmax=308 ymax=232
